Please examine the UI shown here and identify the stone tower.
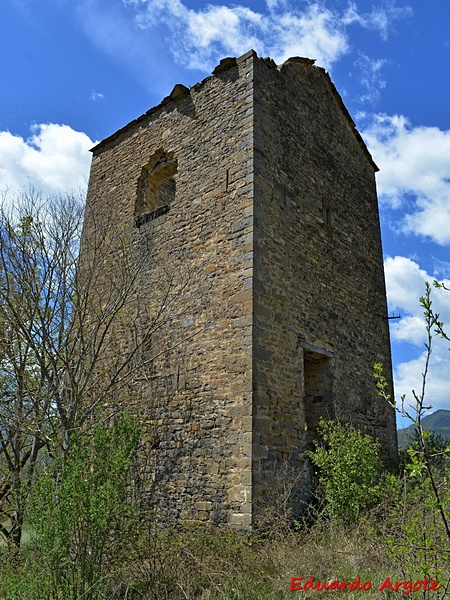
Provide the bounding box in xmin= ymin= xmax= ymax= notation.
xmin=84 ymin=50 xmax=397 ymax=527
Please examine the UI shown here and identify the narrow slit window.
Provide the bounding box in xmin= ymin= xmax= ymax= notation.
xmin=322 ymin=198 xmax=334 ymax=235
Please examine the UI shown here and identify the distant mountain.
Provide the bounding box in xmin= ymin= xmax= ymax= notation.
xmin=397 ymin=409 xmax=450 ymax=449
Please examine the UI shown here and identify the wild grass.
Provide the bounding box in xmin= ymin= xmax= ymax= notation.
xmin=1 ymin=419 xmax=448 ymax=599
xmin=0 ymin=516 xmax=439 ymax=600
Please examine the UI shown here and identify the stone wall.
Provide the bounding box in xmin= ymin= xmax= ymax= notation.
xmin=85 ymin=51 xmax=257 ymax=526
xmin=251 ymin=56 xmax=397 ymax=517
xmin=83 ymin=50 xmax=397 ymax=528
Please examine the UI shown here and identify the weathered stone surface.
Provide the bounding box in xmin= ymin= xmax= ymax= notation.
xmin=83 ymin=49 xmax=397 ymax=527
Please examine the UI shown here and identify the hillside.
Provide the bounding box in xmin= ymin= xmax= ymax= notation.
xmin=397 ymin=409 xmax=450 ymax=449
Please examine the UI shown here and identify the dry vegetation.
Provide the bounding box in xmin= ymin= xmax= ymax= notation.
xmin=1 ymin=421 xmax=449 ymax=600
xmin=1 ymin=193 xmax=449 ymax=599
xmin=0 ymin=514 xmax=446 ymax=599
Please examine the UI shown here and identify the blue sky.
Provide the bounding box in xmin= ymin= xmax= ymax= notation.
xmin=1 ymin=0 xmax=450 ymax=427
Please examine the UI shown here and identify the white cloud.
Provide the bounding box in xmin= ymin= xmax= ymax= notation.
xmin=0 ymin=124 xmax=94 ymax=196
xmin=270 ymin=5 xmax=348 ymax=67
xmin=90 ymin=90 xmax=105 ymax=101
xmin=384 ymin=255 xmax=450 ymax=414
xmin=342 ymin=2 xmax=411 ymax=40
xmin=354 ymin=53 xmax=388 ymax=104
xmin=395 ymin=348 xmax=450 ymax=416
xmin=390 ymin=315 xmax=426 ymax=347
xmin=384 ymin=255 xmax=429 ymax=315
xmin=432 ymin=258 xmax=450 ymax=279
xmin=361 ymin=114 xmax=450 ymax=245
xmin=385 ymin=256 xmax=450 ymax=342
xmin=121 ymin=0 xmax=410 ymax=73
xmin=343 ymin=2 xmax=412 ymax=41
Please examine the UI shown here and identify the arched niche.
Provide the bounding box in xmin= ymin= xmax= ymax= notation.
xmin=135 ymin=150 xmax=177 ymax=227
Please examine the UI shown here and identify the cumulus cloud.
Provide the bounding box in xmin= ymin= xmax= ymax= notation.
xmin=120 ymin=0 xmax=409 ymax=72
xmin=361 ymin=114 xmax=450 ymax=245
xmin=395 ymin=349 xmax=450 ymax=416
xmin=384 ymin=255 xmax=450 ymax=413
xmin=390 ymin=315 xmax=426 ymax=347
xmin=384 ymin=255 xmax=430 ymax=316
xmin=385 ymin=256 xmax=450 ymax=345
xmin=0 ymin=124 xmax=94 ymax=197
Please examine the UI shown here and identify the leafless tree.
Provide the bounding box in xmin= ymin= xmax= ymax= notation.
xmin=0 ymin=189 xmax=192 ymax=551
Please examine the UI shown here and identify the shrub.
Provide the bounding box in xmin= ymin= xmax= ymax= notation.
xmin=21 ymin=413 xmax=142 ymax=600
xmin=308 ymin=419 xmax=383 ymax=524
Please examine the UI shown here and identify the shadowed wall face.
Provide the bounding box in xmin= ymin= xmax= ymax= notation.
xmin=251 ymin=57 xmax=397 ymax=516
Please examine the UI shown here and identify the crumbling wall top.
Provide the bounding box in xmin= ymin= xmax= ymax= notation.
xmin=91 ymin=49 xmax=377 ymax=172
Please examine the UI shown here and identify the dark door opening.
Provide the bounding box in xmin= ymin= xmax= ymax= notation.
xmin=304 ymin=350 xmax=334 ymax=449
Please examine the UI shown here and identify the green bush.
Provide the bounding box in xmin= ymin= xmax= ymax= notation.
xmin=308 ymin=419 xmax=383 ymax=524
xmin=15 ymin=414 xmax=142 ymax=600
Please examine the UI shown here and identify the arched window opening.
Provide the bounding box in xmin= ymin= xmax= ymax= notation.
xmin=135 ymin=151 xmax=177 ymax=227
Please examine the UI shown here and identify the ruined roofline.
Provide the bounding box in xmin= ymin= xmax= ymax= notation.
xmin=90 ymin=50 xmax=255 ymax=155
xmin=90 ymin=49 xmax=378 ymax=172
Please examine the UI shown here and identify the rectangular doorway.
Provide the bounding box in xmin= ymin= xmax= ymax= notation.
xmin=304 ymin=349 xmax=334 ymax=448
